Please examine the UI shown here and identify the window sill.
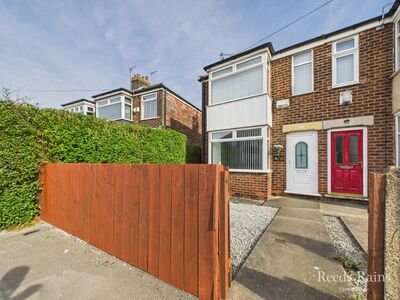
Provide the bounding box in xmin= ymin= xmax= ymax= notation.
xmin=141 ymin=117 xmax=158 ymax=121
xmin=332 ymin=81 xmax=359 ymax=89
xmin=228 ymin=169 xmax=272 ymax=174
xmin=291 ymin=90 xmax=315 ymax=97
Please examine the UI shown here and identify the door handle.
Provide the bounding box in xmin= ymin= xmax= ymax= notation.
xmin=339 ymin=165 xmax=354 ymax=170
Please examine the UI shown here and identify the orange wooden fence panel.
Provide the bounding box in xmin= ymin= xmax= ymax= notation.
xmin=40 ymin=163 xmax=231 ymax=300
xmin=367 ymin=172 xmax=385 ymax=300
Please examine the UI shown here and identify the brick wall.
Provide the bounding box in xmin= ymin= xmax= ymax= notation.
xmin=166 ymin=93 xmax=202 ymax=145
xmin=271 ymin=25 xmax=395 ymax=195
xmin=132 ymin=90 xmax=164 ymax=128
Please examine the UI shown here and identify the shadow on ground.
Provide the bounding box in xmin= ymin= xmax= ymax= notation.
xmin=0 ymin=266 xmax=41 ymax=300
xmin=236 ymin=266 xmax=341 ymax=300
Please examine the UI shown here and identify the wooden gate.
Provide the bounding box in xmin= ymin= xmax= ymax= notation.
xmin=40 ymin=163 xmax=231 ymax=299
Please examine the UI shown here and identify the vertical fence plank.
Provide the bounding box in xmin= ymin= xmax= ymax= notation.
xmin=219 ymin=168 xmax=230 ymax=299
xmin=40 ymin=163 xmax=231 ymax=300
xmin=159 ymin=165 xmax=172 ymax=283
xmin=184 ymin=164 xmax=199 ymax=296
xmin=171 ymin=165 xmax=185 ymax=290
xmin=113 ymin=164 xmax=124 ymax=259
xmin=120 ymin=165 xmax=131 ymax=263
xmin=148 ymin=165 xmax=160 ymax=277
xmin=138 ymin=166 xmax=150 ymax=271
xmin=128 ymin=165 xmax=140 ymax=267
xmin=198 ymin=165 xmax=217 ymax=300
xmin=368 ymin=172 xmax=385 ymax=300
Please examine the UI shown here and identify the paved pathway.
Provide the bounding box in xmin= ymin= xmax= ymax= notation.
xmin=229 ymin=196 xmax=368 ymax=300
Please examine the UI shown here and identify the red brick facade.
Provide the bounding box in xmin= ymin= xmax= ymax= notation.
xmin=133 ymin=88 xmax=202 ymax=146
xmin=201 ymin=22 xmax=396 ymax=201
xmin=271 ymin=25 xmax=394 ymax=198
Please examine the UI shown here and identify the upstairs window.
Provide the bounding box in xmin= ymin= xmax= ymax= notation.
xmin=396 ymin=20 xmax=400 ymax=71
xmin=209 ymin=55 xmax=266 ymax=104
xmin=142 ymin=93 xmax=157 ymax=120
xmin=332 ymin=36 xmax=359 ymax=87
xmin=292 ymin=50 xmax=313 ymax=95
xmin=96 ymin=94 xmax=132 ymax=121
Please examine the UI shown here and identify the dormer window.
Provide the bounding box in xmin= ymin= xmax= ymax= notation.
xmin=96 ymin=93 xmax=132 ymax=121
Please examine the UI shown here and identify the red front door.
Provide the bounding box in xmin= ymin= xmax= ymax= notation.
xmin=331 ymin=130 xmax=363 ymax=196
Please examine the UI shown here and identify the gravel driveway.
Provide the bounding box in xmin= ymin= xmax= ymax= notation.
xmin=230 ymin=203 xmax=278 ymax=277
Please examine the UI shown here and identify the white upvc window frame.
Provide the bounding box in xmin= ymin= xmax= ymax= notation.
xmin=396 ymin=112 xmax=400 ymax=166
xmin=332 ymin=35 xmax=359 ymax=88
xmin=141 ymin=92 xmax=157 ymax=120
xmin=292 ymin=49 xmax=314 ymax=96
xmin=208 ymin=54 xmax=268 ymax=106
xmin=208 ymin=126 xmax=269 ymax=173
xmin=96 ymin=95 xmax=132 ymax=121
xmin=395 ymin=18 xmax=400 ymax=71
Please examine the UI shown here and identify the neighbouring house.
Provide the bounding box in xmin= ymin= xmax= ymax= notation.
xmin=61 ymin=98 xmax=95 ymax=116
xmin=200 ymin=1 xmax=400 ymax=202
xmin=63 ymin=75 xmax=202 ymax=146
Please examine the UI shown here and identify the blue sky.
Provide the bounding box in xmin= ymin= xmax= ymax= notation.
xmin=0 ymin=0 xmax=391 ymax=108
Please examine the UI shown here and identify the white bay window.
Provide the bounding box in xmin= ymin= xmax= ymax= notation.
xmin=210 ymin=127 xmax=269 ymax=172
xmin=209 ymin=55 xmax=266 ymax=104
xmin=96 ymin=95 xmax=132 ymax=121
xmin=332 ymin=36 xmax=359 ymax=87
xmin=292 ymin=50 xmax=313 ymax=95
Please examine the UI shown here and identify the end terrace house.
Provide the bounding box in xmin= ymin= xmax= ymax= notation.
xmin=200 ymin=1 xmax=400 ymax=202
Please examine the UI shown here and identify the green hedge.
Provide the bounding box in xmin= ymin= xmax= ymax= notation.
xmin=186 ymin=144 xmax=202 ymax=163
xmin=0 ymin=101 xmax=187 ymax=230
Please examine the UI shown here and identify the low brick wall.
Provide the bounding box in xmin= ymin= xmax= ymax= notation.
xmin=385 ymin=167 xmax=400 ymax=299
xmin=229 ymin=172 xmax=272 ymax=200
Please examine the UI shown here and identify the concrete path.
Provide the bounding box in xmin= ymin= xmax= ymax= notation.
xmin=0 ymin=223 xmax=194 ymax=300
xmin=230 ymin=196 xmax=368 ymax=300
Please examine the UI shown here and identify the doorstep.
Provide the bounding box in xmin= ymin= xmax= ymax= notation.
xmin=323 ymin=193 xmax=368 ymax=204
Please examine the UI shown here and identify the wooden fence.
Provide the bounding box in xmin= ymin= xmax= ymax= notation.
xmin=40 ymin=163 xmax=231 ymax=299
xmin=367 ymin=172 xmax=385 ymax=300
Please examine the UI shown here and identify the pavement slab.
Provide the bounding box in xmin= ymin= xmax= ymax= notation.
xmin=0 ymin=223 xmax=194 ymax=300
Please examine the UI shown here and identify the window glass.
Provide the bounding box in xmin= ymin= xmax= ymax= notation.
xmin=349 ymin=135 xmax=359 ymax=164
xmin=336 ymin=38 xmax=355 ymax=52
xmin=211 ymin=66 xmax=263 ymax=104
xmin=293 ymin=51 xmax=312 ymax=65
xmin=109 ymin=97 xmax=121 ymax=104
xmin=97 ymin=102 xmax=122 ymax=120
xmin=236 ymin=56 xmax=262 ymax=70
xmin=212 ymin=139 xmax=263 ymax=170
xmin=237 ymin=128 xmax=262 ymax=138
xmin=212 ymin=131 xmax=232 ymax=140
xmin=124 ymin=104 xmax=132 ymax=120
xmin=295 ymin=142 xmax=308 ymax=169
xmin=125 ymin=97 xmax=132 ymax=104
xmin=335 ymin=136 xmax=343 ymax=164
xmin=87 ymin=107 xmax=94 ymax=112
xmin=336 ymin=54 xmax=355 ymax=84
xmin=211 ymin=66 xmax=233 ymax=78
xmin=143 ymin=99 xmax=156 ymax=119
xmin=98 ymin=100 xmax=108 ymax=106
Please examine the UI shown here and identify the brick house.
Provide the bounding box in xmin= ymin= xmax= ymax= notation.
xmin=201 ymin=1 xmax=400 ymax=202
xmin=70 ymin=75 xmax=202 ymax=146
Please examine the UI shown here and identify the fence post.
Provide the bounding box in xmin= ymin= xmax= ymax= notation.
xmin=367 ymin=172 xmax=385 ymax=300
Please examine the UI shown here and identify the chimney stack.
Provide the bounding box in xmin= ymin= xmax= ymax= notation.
xmin=131 ymin=74 xmax=151 ymax=91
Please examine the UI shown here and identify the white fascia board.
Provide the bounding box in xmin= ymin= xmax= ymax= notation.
xmin=272 ymin=18 xmax=392 ymax=60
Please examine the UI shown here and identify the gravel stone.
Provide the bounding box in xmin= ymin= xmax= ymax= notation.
xmin=323 ymin=215 xmax=368 ymax=297
xmin=230 ymin=203 xmax=278 ymax=277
